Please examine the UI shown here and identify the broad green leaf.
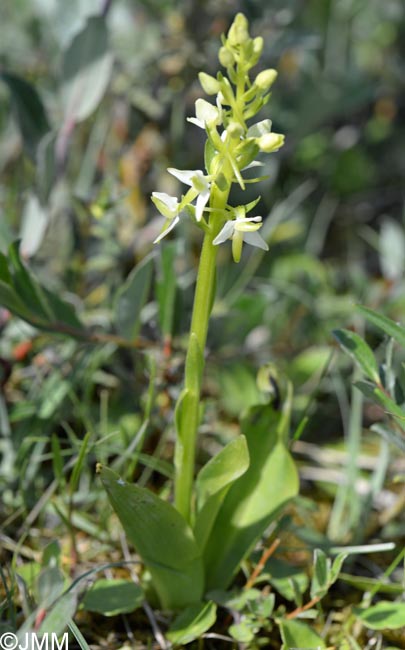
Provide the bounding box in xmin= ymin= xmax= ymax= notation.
xmin=98 ymin=466 xmax=204 ymax=610
xmin=358 ymin=305 xmax=405 ymax=349
xmin=166 ymin=601 xmax=217 ymax=645
xmin=194 ymin=436 xmax=249 ymax=550
xmin=333 ymin=329 xmax=380 ymax=383
xmin=61 ymin=15 xmax=113 ymax=123
xmin=279 ymin=619 xmax=326 ymax=650
xmin=203 ymin=404 xmax=299 ymax=590
xmin=82 ymin=579 xmax=143 ymax=616
xmin=114 ymin=255 xmax=154 ymax=341
xmin=1 ymin=72 xmax=50 ymax=159
xmin=354 ymin=601 xmax=405 ymax=630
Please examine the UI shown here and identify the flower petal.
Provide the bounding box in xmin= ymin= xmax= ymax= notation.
xmin=167 ymin=168 xmax=195 ymax=186
xmin=213 ymin=220 xmax=235 ymax=245
xmin=243 ymin=230 xmax=269 ymax=251
xmin=195 ymin=190 xmax=209 ymax=221
xmin=187 ymin=117 xmax=205 ymax=129
xmin=247 ymin=119 xmax=272 ymax=138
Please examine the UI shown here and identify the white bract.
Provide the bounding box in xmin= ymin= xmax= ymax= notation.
xmin=168 ymin=168 xmax=211 ymax=222
xmin=213 ymin=207 xmax=269 ymax=263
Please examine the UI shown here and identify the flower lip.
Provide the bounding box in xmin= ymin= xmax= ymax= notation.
xmin=153 ymin=215 xmax=180 ymax=244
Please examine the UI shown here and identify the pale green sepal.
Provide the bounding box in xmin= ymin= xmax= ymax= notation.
xmin=194 ymin=436 xmax=249 ymax=550
xmin=203 ymin=404 xmax=299 ymax=590
xmin=98 ymin=466 xmax=204 ymax=610
xmin=167 ymin=601 xmax=217 ymax=645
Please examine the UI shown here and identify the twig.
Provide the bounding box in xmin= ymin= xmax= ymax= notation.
xmin=244 ymin=538 xmax=280 ymax=590
xmin=286 ymin=595 xmax=320 ymax=620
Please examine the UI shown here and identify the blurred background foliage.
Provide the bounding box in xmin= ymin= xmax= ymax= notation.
xmin=1 ymin=0 xmax=405 ymax=553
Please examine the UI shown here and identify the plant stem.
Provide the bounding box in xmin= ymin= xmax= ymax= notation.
xmin=174 ymin=175 xmax=231 ymax=522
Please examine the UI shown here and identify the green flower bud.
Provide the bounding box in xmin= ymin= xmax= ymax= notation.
xmin=252 ymin=36 xmax=264 ymax=58
xmin=219 ymin=46 xmax=234 ymax=68
xmin=227 ymin=121 xmax=244 ymax=139
xmin=257 ymin=132 xmax=285 ymax=152
xmin=254 ymin=69 xmax=278 ymax=90
xmin=227 ymin=13 xmax=249 ymax=46
xmin=199 ymin=72 xmax=220 ymax=95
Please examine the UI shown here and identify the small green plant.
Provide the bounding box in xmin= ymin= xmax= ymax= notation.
xmin=97 ymin=11 xmax=298 ymax=622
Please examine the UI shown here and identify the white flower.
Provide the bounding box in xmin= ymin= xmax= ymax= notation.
xmin=168 ymin=168 xmax=211 ymax=222
xmin=151 ymin=192 xmax=181 ymax=243
xmin=213 ymin=207 xmax=268 ymax=263
xmin=187 ymin=98 xmax=222 ymax=130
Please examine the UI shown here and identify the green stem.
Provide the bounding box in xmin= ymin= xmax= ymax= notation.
xmin=174 ymin=175 xmax=231 ymax=522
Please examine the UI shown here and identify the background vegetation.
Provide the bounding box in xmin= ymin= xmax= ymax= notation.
xmin=1 ymin=0 xmax=405 ymax=648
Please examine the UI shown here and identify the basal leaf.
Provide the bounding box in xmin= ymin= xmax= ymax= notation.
xmin=114 ymin=255 xmax=154 ymax=341
xmin=98 ymin=466 xmax=204 ymax=610
xmin=166 ymin=601 xmax=217 ymax=645
xmin=333 ymin=328 xmax=380 ymax=383
xmin=203 ymin=404 xmax=299 ymax=590
xmin=194 ymin=436 xmax=249 ymax=550
xmin=82 ymin=579 xmax=143 ymax=616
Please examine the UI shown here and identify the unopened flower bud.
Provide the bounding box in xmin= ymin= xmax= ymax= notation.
xmin=199 ymin=72 xmax=220 ymax=95
xmin=219 ymin=46 xmax=234 ymax=68
xmin=227 ymin=13 xmax=249 ymax=46
xmin=254 ymin=69 xmax=278 ymax=90
xmin=227 ymin=121 xmax=244 ymax=139
xmin=252 ymin=37 xmax=264 ymax=58
xmin=257 ymin=132 xmax=285 ymax=152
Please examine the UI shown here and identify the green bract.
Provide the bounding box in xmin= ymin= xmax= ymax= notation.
xmin=100 ymin=12 xmax=295 ymax=616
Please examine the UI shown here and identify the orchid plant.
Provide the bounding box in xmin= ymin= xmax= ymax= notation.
xmin=98 ymin=13 xmax=298 ymax=621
